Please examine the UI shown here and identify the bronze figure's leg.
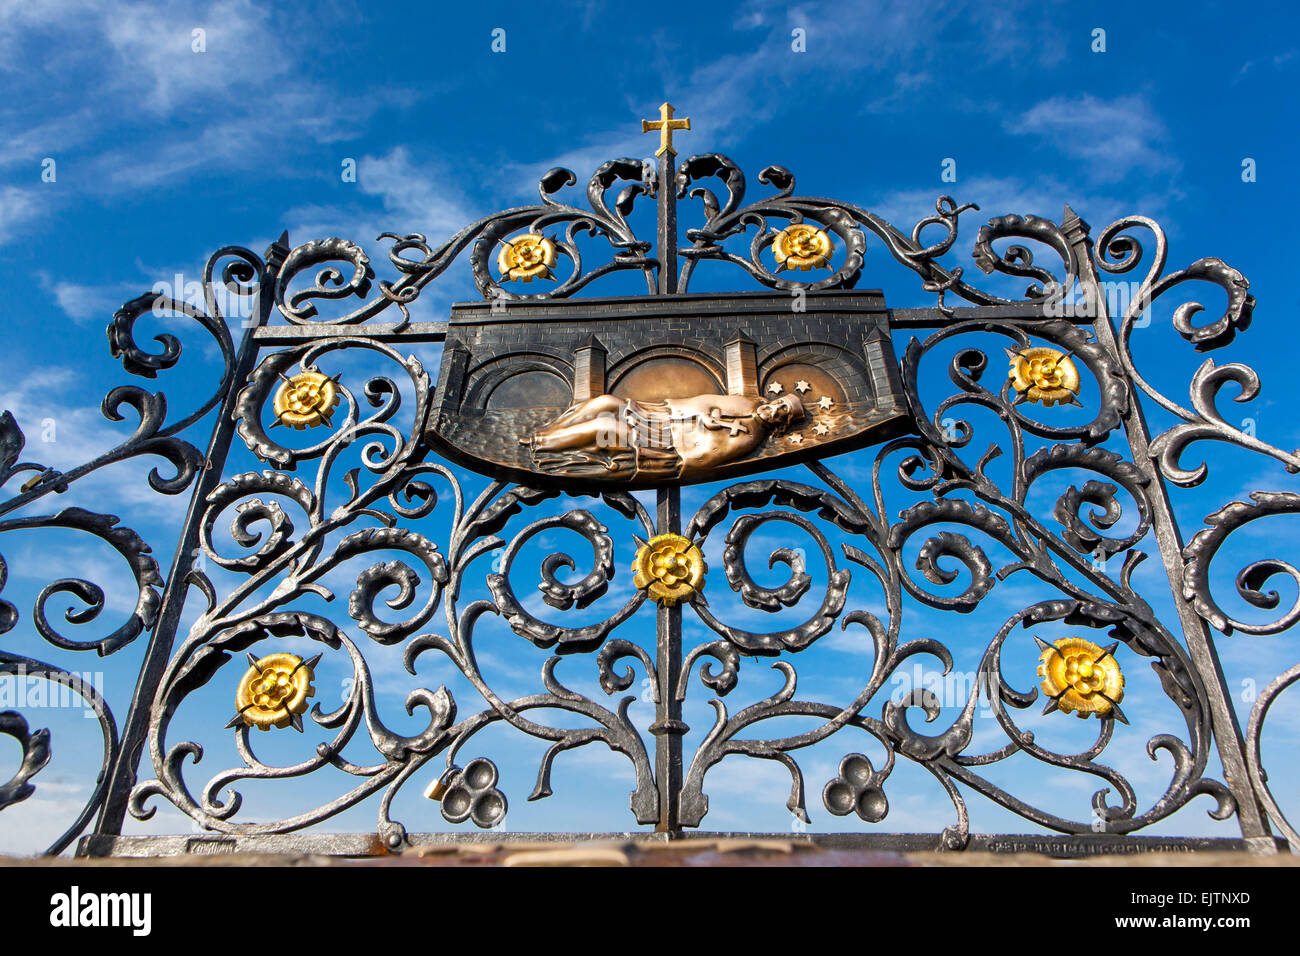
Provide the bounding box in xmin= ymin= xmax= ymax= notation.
xmin=528 ymin=412 xmax=629 ymax=452
xmin=547 ymin=394 xmax=624 ymax=427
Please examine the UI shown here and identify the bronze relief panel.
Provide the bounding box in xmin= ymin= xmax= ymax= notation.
xmin=426 ymin=290 xmax=911 ymax=489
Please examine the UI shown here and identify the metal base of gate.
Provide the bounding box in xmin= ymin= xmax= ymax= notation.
xmin=77 ymin=831 xmax=1288 ymax=860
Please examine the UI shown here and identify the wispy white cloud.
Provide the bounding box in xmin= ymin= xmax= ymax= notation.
xmin=1235 ymin=47 xmax=1298 ymax=82
xmin=0 ymin=0 xmax=377 ymax=239
xmin=100 ymin=0 xmax=287 ymax=113
xmin=0 ymin=108 xmax=95 ymax=170
xmin=283 ymin=146 xmax=482 ymax=247
xmin=0 ymin=185 xmax=44 ymax=243
xmin=357 ymin=147 xmax=480 ymax=240
xmin=1006 ymin=94 xmax=1176 ymax=184
xmin=36 ymin=272 xmax=139 ymax=327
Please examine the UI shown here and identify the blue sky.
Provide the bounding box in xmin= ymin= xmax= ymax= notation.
xmin=2 ymin=0 xmax=1300 ymax=853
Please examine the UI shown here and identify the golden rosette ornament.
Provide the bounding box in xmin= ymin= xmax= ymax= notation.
xmin=497 ymin=233 xmax=557 ymax=282
xmin=633 ymin=533 xmax=706 ymax=606
xmin=273 ymin=369 xmax=341 ymax=429
xmin=234 ymin=652 xmax=316 ymax=731
xmin=1037 ymin=637 xmax=1125 ymax=720
xmin=772 ymin=223 xmax=834 ymax=272
xmin=1007 ymin=347 xmax=1081 ymax=407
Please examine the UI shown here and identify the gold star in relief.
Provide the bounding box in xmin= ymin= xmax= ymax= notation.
xmin=766 ymin=381 xmax=784 ymax=395
xmin=817 ymin=396 xmax=834 ymax=411
xmin=794 ymin=380 xmax=811 ymax=394
xmin=812 ymin=422 xmax=830 ymax=436
xmin=788 ymin=433 xmax=804 ymax=445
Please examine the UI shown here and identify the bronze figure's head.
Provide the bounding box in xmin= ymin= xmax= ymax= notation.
xmin=756 ymin=393 xmax=804 ymax=429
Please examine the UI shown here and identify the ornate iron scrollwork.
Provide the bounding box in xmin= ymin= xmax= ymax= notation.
xmin=0 ymin=244 xmax=267 ymax=854
xmin=5 ymin=136 xmax=1297 ymax=857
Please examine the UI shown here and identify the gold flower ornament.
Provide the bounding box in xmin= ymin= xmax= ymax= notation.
xmin=772 ymin=223 xmax=834 ymax=272
xmin=633 ymin=533 xmax=706 ymax=606
xmin=1008 ymin=347 xmax=1081 ymax=407
xmin=1036 ymin=637 xmax=1125 ymax=721
xmin=233 ymin=652 xmax=317 ymax=731
xmin=497 ymin=233 xmax=557 ymax=283
xmin=274 ymin=369 xmax=341 ymax=429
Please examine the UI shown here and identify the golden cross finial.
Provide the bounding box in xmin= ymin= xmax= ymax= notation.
xmin=642 ymin=102 xmax=690 ymax=157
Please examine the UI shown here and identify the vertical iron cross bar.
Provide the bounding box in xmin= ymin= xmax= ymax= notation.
xmin=642 ymin=102 xmax=689 ymax=295
xmin=89 ymin=235 xmax=286 ymax=848
xmin=652 ymin=486 xmax=685 ymax=832
xmin=642 ymin=103 xmax=690 ymax=828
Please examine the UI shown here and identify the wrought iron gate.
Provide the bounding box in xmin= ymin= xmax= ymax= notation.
xmin=3 ymin=112 xmax=1297 ymax=857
